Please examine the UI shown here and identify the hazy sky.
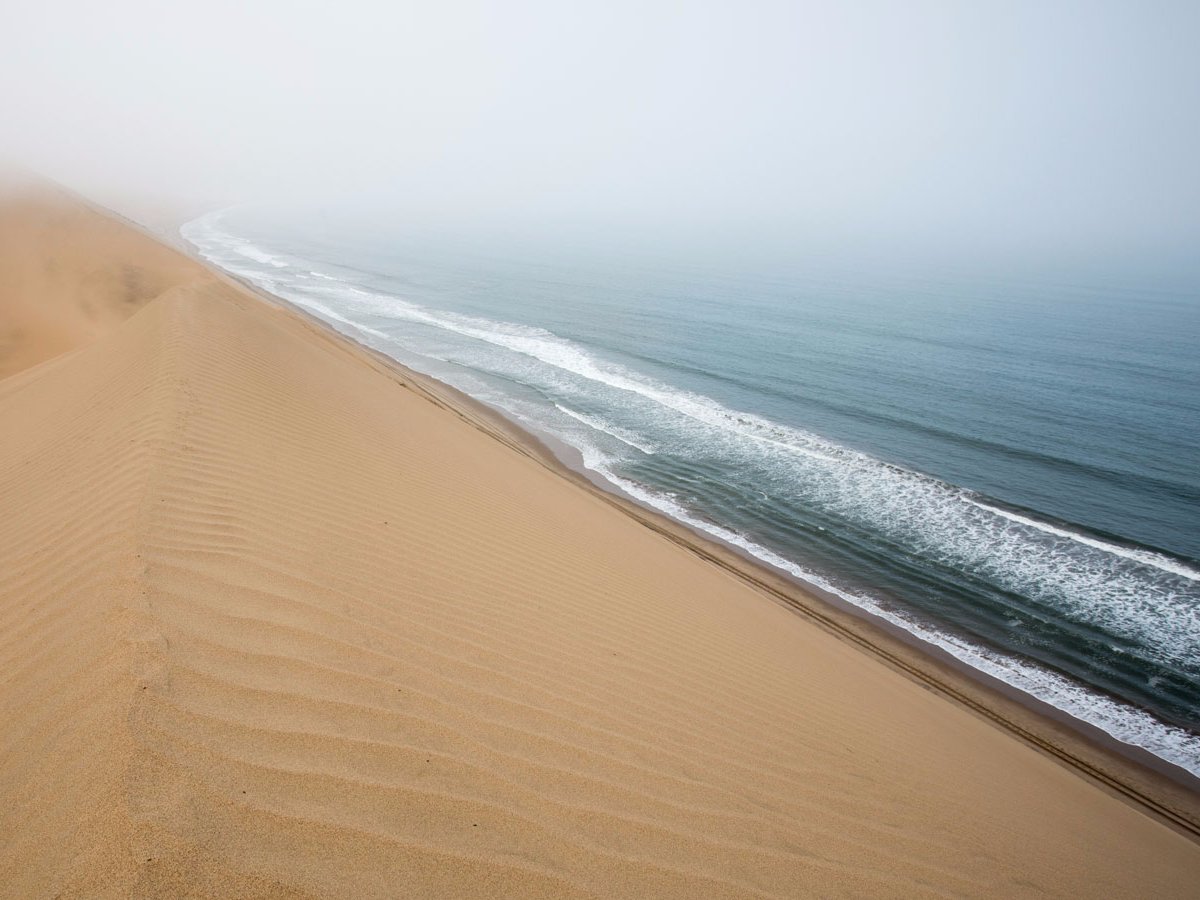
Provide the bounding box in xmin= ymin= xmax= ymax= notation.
xmin=2 ymin=1 xmax=1197 ymax=263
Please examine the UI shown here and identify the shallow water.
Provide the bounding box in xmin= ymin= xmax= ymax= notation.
xmin=184 ymin=208 xmax=1200 ymax=775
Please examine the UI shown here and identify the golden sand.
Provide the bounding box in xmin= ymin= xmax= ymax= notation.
xmin=2 ymin=181 xmax=1198 ymax=897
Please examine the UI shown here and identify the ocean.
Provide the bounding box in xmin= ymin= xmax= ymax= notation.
xmin=182 ymin=207 xmax=1200 ymax=777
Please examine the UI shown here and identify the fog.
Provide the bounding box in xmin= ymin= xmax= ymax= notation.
xmin=2 ymin=1 xmax=1197 ymax=267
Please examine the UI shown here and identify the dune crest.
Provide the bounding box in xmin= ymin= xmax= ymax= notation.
xmin=1 ymin=189 xmax=1198 ymax=897
xmin=0 ymin=178 xmax=211 ymax=379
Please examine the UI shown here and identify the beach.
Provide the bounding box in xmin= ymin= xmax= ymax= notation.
xmin=3 ymin=180 xmax=1199 ymax=897
xmin=187 ymin=205 xmax=1200 ymax=776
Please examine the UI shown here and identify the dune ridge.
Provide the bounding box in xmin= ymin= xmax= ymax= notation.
xmin=0 ymin=179 xmax=212 ymax=379
xmin=2 ymin=185 xmax=1199 ymax=897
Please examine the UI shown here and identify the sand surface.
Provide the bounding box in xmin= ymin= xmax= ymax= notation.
xmin=2 ymin=182 xmax=1199 ymax=897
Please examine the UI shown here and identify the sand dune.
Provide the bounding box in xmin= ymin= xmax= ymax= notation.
xmin=0 ymin=178 xmax=212 ymax=379
xmin=2 ymin=185 xmax=1199 ymax=897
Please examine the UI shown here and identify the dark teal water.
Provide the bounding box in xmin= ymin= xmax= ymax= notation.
xmin=183 ymin=208 xmax=1200 ymax=776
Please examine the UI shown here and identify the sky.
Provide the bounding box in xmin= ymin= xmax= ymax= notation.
xmin=1 ymin=0 xmax=1197 ymax=266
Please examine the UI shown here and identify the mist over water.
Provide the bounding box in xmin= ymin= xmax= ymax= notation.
xmin=184 ymin=206 xmax=1200 ymax=776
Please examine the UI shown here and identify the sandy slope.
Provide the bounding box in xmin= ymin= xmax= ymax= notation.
xmin=1 ymin=187 xmax=1198 ymax=898
xmin=0 ymin=180 xmax=211 ymax=379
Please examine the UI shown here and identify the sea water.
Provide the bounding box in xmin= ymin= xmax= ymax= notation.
xmin=183 ymin=207 xmax=1200 ymax=776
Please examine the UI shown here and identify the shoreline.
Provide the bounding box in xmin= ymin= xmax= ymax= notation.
xmin=7 ymin=181 xmax=1200 ymax=895
xmin=181 ymin=232 xmax=1200 ymax=840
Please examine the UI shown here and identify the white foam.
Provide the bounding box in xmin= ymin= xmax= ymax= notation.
xmin=182 ymin=211 xmax=289 ymax=269
xmin=554 ymin=404 xmax=659 ymax=455
xmin=278 ymin=292 xmax=391 ymax=342
xmin=968 ymin=499 xmax=1200 ymax=582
